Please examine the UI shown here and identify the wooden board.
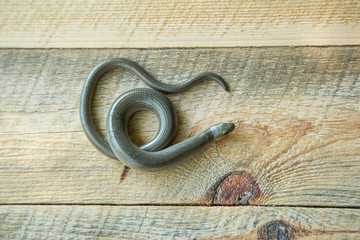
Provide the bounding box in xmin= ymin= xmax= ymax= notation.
xmin=1 ymin=47 xmax=359 ymax=206
xmin=0 ymin=205 xmax=359 ymax=239
xmin=1 ymin=0 xmax=360 ymax=48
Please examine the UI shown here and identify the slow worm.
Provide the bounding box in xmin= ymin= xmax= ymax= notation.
xmin=80 ymin=58 xmax=234 ymax=171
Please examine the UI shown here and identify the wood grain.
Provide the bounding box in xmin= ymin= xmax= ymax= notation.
xmin=0 ymin=205 xmax=359 ymax=239
xmin=0 ymin=47 xmax=359 ymax=206
xmin=1 ymin=0 xmax=360 ymax=48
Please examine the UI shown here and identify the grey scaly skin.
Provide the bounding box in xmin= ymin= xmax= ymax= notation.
xmin=80 ymin=58 xmax=235 ymax=171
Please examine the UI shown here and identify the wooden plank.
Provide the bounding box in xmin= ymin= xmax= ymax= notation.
xmin=0 ymin=47 xmax=359 ymax=206
xmin=0 ymin=205 xmax=359 ymax=239
xmin=1 ymin=0 xmax=360 ymax=48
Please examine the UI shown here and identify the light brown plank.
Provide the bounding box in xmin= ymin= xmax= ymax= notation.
xmin=0 ymin=47 xmax=359 ymax=206
xmin=1 ymin=0 xmax=360 ymax=48
xmin=0 ymin=205 xmax=359 ymax=239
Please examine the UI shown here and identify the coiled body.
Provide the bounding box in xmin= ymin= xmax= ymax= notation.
xmin=80 ymin=58 xmax=234 ymax=171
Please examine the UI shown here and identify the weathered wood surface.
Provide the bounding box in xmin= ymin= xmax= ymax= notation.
xmin=1 ymin=47 xmax=359 ymax=207
xmin=1 ymin=0 xmax=360 ymax=48
xmin=0 ymin=205 xmax=359 ymax=239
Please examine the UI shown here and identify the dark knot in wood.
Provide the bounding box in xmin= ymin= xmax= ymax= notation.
xmin=257 ymin=220 xmax=295 ymax=240
xmin=201 ymin=170 xmax=262 ymax=205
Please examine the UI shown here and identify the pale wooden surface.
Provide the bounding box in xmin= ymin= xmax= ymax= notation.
xmin=1 ymin=0 xmax=360 ymax=48
xmin=1 ymin=205 xmax=359 ymax=239
xmin=1 ymin=1 xmax=360 ymax=238
xmin=1 ymin=47 xmax=359 ymax=208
